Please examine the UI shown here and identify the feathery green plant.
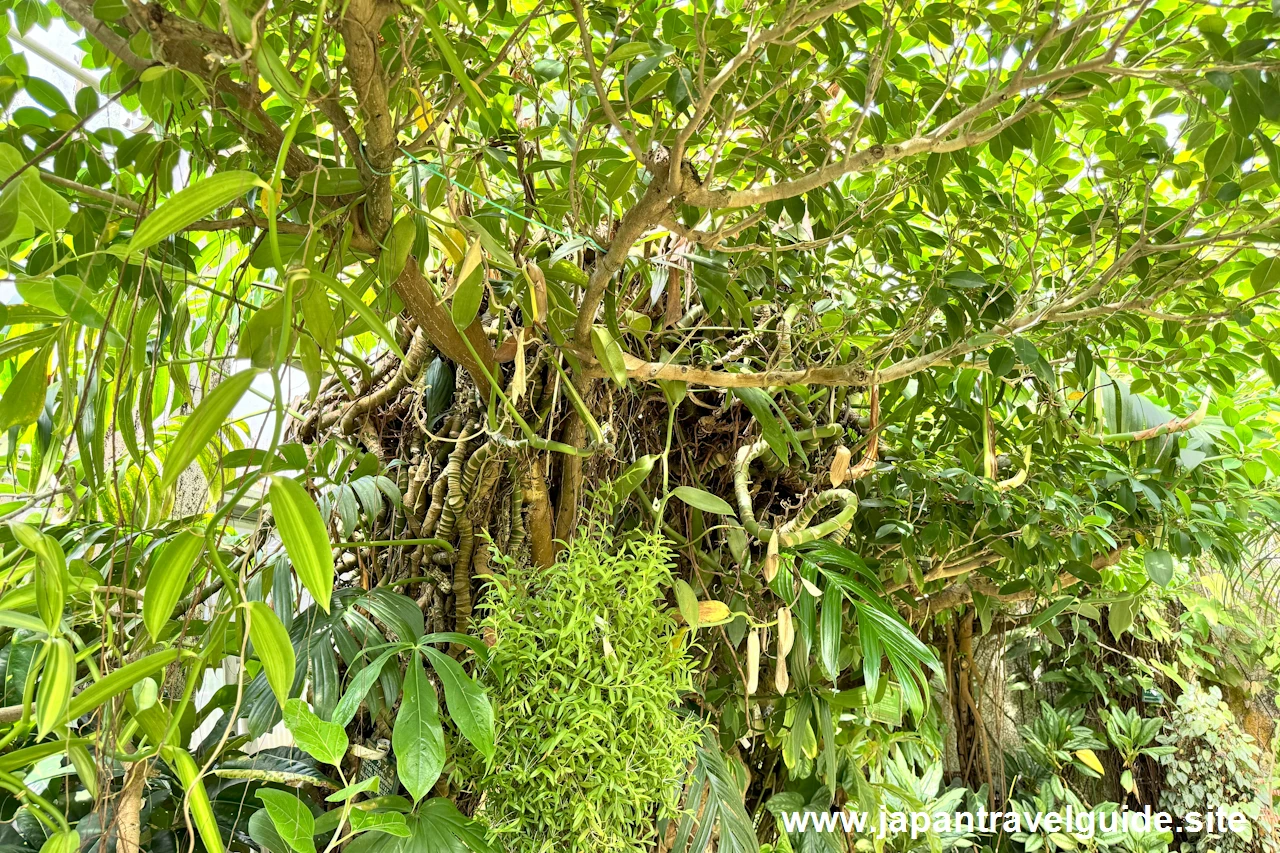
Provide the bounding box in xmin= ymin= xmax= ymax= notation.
xmin=471 ymin=524 xmax=700 ymax=852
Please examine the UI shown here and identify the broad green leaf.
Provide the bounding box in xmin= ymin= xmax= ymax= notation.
xmin=611 ymin=454 xmax=657 ymax=507
xmin=590 ymin=325 xmax=628 ymax=387
xmin=451 ymin=238 xmax=485 ymax=331
xmin=161 ymin=369 xmax=260 ymax=492
xmin=0 ymin=343 xmax=51 ymax=433
xmin=143 ymin=531 xmax=204 ymax=642
xmin=311 ymin=271 xmax=406 ymax=361
xmin=378 ymin=214 xmax=417 ymax=285
xmin=35 ymin=638 xmax=74 ymax=737
xmin=1108 ymin=597 xmax=1137 ymax=636
xmin=988 ymin=346 xmax=1015 ymax=378
xmin=299 ymin=282 xmax=338 ymax=354
xmin=1144 ymin=548 xmax=1175 ymax=587
xmin=819 ymin=583 xmax=842 ymax=681
xmin=394 ymin=654 xmax=445 ymax=801
xmin=673 ymin=578 xmax=701 ymax=630
xmin=65 ymin=648 xmax=183 ymax=722
xmin=671 ymin=486 xmax=736 ymax=516
xmin=256 ymin=789 xmax=316 ymax=853
xmin=325 ymin=774 xmax=381 ymax=802
xmin=11 ymin=522 xmax=65 ymax=633
xmin=1203 ymin=133 xmax=1237 ymax=178
xmin=1252 ymin=256 xmax=1280 ymax=293
xmin=604 ymin=41 xmax=650 ymax=64
xmin=348 ymin=810 xmax=411 ymax=837
xmin=331 ymin=648 xmax=398 ymax=727
xmin=423 ymin=647 xmax=494 ymax=760
xmin=283 ymin=698 xmax=348 ymax=766
xmin=37 ymin=831 xmax=80 ymax=853
xmin=130 ymin=171 xmax=265 ymax=252
xmin=269 ymin=475 xmax=334 ymax=612
xmin=248 ymin=601 xmax=296 ymax=708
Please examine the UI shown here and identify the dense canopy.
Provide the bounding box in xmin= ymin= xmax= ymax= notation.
xmin=1 ymin=0 xmax=1280 ymax=849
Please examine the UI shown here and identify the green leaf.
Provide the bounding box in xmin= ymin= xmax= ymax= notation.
xmin=732 ymin=387 xmax=805 ymax=465
xmin=65 ymin=648 xmax=183 ymax=722
xmin=269 ymin=475 xmax=334 ymax=613
xmin=35 ymin=638 xmax=74 ymax=737
xmin=37 ymin=831 xmax=80 ymax=853
xmin=283 ymin=698 xmax=348 ymax=766
xmin=1012 ymin=337 xmax=1054 ymax=387
xmin=299 ymin=283 xmax=338 ymax=354
xmin=451 ymin=238 xmax=486 ymax=331
xmin=988 ymin=346 xmax=1015 ymax=378
xmin=611 ymin=454 xmax=657 ymax=507
xmin=248 ymin=601 xmax=296 ymax=708
xmin=311 ymin=271 xmax=406 ymax=361
xmin=819 ymin=583 xmax=842 ymax=681
xmin=0 ymin=343 xmax=51 ymax=433
xmin=1108 ymin=597 xmax=1137 ymax=636
xmin=11 ymin=522 xmax=65 ymax=633
xmin=378 ymin=215 xmax=417 ymax=285
xmin=349 ymin=811 xmax=411 ymax=837
xmin=331 ymin=648 xmax=397 ymax=727
xmin=130 ymin=171 xmax=264 ymax=252
xmin=143 ymin=531 xmax=204 ymax=642
xmin=256 ymin=789 xmax=316 ymax=853
xmin=1144 ymin=549 xmax=1175 ymax=587
xmin=394 ymin=654 xmax=446 ymax=802
xmin=1252 ymin=256 xmax=1280 ymax=293
xmin=590 ymin=325 xmax=628 ymax=387
xmin=671 ymin=486 xmax=736 ymax=516
xmin=673 ymin=578 xmax=700 ymax=630
xmin=161 ymin=368 xmax=259 ymax=492
xmin=604 ymin=41 xmax=650 ymax=64
xmin=422 ymin=11 xmax=485 ymax=111
xmin=325 ymin=775 xmax=381 ymax=803
xmin=1203 ymin=133 xmax=1238 ymax=178
xmin=423 ymin=647 xmax=494 ymax=760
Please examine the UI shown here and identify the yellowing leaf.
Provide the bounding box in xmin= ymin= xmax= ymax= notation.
xmin=1075 ymin=748 xmax=1105 ymax=776
xmin=697 ymin=600 xmax=731 ymax=624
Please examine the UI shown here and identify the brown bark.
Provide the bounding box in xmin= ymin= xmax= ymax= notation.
xmin=523 ymin=458 xmax=555 ymax=569
xmin=393 ymin=259 xmax=496 ymax=397
xmin=113 ymin=761 xmax=149 ymax=853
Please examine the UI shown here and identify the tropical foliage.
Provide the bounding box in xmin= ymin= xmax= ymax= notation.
xmin=1 ymin=0 xmax=1280 ymax=848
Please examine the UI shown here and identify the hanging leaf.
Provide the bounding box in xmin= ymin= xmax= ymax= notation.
xmin=269 ymin=475 xmax=335 ymax=613
xmin=394 ymin=654 xmax=446 ymax=801
xmin=161 ymin=369 xmax=259 ymax=492
xmin=130 ymin=171 xmax=265 ymax=252
xmin=143 ymin=531 xmax=205 ymax=642
xmin=11 ymin=522 xmax=66 ymax=633
xmin=63 ymin=649 xmax=183 ymax=724
xmin=673 ymin=579 xmax=701 ymax=630
xmin=451 ymin=238 xmax=486 ymax=331
xmin=423 ymin=647 xmax=495 ymax=760
xmin=311 ymin=272 xmax=407 ymax=360
xmin=0 ymin=343 xmax=52 ymax=433
xmin=35 ymin=638 xmax=74 ymax=737
xmin=248 ymin=601 xmax=296 ymax=708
